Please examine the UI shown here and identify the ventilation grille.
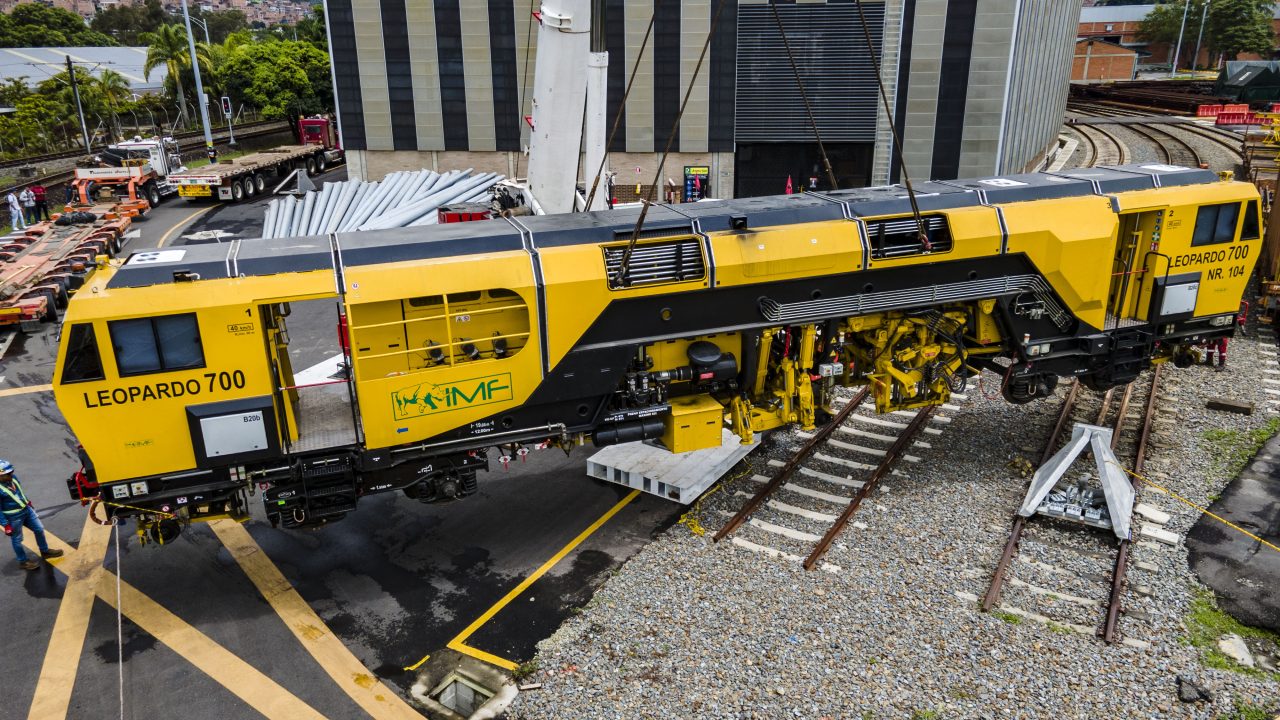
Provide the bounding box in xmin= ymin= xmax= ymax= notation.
xmin=604 ymin=239 xmax=706 ymax=289
xmin=865 ymin=215 xmax=953 ymax=259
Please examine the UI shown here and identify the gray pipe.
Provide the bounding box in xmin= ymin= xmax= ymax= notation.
xmin=408 ymin=175 xmax=503 ymax=227
xmin=261 ymin=201 xmax=277 ymax=239
xmin=336 ymin=183 xmax=373 ymax=232
xmin=295 ymin=189 xmax=317 ymax=238
xmin=275 ymin=196 xmax=294 ymax=239
xmin=366 ymin=173 xmax=498 ymax=230
xmin=309 ymin=183 xmax=337 ymax=235
xmin=323 ymin=181 xmax=360 ymax=234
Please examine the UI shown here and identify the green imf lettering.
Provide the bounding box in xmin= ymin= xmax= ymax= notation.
xmin=392 ymin=373 xmax=514 ymax=420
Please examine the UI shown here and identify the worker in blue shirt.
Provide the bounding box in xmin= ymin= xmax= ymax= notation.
xmin=0 ymin=460 xmax=63 ymax=570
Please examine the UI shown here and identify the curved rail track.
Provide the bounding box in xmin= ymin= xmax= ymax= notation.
xmin=981 ymin=366 xmax=1162 ymax=645
xmin=1069 ymin=122 xmax=1129 ymax=167
xmin=1067 ymin=102 xmax=1244 ymax=169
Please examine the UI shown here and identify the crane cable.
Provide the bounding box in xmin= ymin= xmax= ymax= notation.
xmin=615 ymin=0 xmax=730 ymax=286
xmin=583 ymin=9 xmax=656 ymax=212
xmin=853 ymin=0 xmax=931 ymax=251
xmin=770 ymin=2 xmax=838 ymax=192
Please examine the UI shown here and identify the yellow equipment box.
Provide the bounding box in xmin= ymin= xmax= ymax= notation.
xmin=178 ymin=185 xmax=212 ymax=197
xmin=661 ymin=394 xmax=725 ymax=454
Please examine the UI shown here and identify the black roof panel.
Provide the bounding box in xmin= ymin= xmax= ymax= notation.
xmin=337 ymin=218 xmax=526 ymax=265
xmin=1047 ymin=167 xmax=1156 ymax=194
xmin=108 ymin=244 xmax=233 ymax=289
xmin=1108 ymin=163 xmax=1219 ymax=188
xmin=937 ymin=172 xmax=1096 ymax=204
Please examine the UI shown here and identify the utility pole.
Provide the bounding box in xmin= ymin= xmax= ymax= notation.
xmin=1171 ymin=0 xmax=1191 ymax=76
xmin=179 ymin=0 xmax=215 ymax=162
xmin=1192 ymin=0 xmax=1211 ymax=73
xmin=66 ymin=55 xmax=91 ymax=152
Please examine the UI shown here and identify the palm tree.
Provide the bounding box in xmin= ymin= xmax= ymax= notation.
xmin=96 ymin=69 xmax=131 ymax=138
xmin=141 ymin=24 xmax=193 ymax=115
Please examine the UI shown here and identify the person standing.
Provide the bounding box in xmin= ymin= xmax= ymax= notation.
xmin=6 ymin=191 xmax=24 ymax=231
xmin=31 ymin=183 xmax=49 ymax=221
xmin=18 ymin=187 xmax=35 ymax=225
xmin=0 ymin=459 xmax=63 ymax=570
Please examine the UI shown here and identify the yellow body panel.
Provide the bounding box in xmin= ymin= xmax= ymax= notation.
xmin=863 ymin=206 xmax=1003 ymax=269
xmin=342 ymin=252 xmax=542 ymax=450
xmin=710 ymin=219 xmax=861 ymax=287
xmin=1003 ymin=195 xmax=1120 ymax=330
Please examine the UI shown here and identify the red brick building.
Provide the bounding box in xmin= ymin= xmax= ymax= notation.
xmin=1078 ymin=3 xmax=1280 ymax=70
xmin=1073 ymin=38 xmax=1139 ymax=82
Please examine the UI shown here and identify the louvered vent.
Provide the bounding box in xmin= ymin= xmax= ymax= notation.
xmin=604 ymin=239 xmax=706 ymax=289
xmin=865 ymin=215 xmax=953 ymax=259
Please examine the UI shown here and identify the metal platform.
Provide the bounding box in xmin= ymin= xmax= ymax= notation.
xmin=586 ymin=429 xmax=759 ymax=504
xmin=290 ymin=384 xmax=359 ymax=453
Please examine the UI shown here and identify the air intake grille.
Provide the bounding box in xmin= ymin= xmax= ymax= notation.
xmin=604 ymin=239 xmax=706 ymax=289
xmin=865 ymin=215 xmax=952 ymax=259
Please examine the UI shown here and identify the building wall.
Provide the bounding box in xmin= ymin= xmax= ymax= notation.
xmin=332 ymin=0 xmax=1081 ymax=190
xmin=1072 ymin=40 xmax=1138 ymax=83
xmin=1078 ymin=5 xmax=1280 ymax=69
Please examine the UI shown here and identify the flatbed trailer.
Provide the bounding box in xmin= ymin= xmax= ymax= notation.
xmin=170 ymin=144 xmax=340 ymax=202
xmin=0 ymin=204 xmax=135 ymax=331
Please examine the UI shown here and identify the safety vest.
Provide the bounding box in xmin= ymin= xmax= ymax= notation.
xmin=0 ymin=479 xmax=28 ymax=515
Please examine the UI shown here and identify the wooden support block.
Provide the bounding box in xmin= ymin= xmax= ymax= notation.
xmin=1207 ymin=397 xmax=1254 ymax=415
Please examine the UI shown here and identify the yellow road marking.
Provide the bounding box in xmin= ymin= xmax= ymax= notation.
xmin=26 ymin=516 xmax=112 ymax=720
xmin=0 ymin=383 xmax=52 ymax=398
xmin=156 ymin=205 xmax=217 ymax=248
xmin=402 ymin=654 xmax=430 ymax=672
xmin=210 ymin=519 xmax=424 ymax=719
xmin=447 ymin=489 xmax=641 ymax=671
xmin=28 ymin=530 xmax=325 ymax=719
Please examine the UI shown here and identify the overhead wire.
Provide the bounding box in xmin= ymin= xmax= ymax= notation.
xmin=770 ymin=2 xmax=838 ymax=192
xmin=614 ymin=0 xmax=730 ymax=286
xmin=852 ymin=0 xmax=931 ymax=251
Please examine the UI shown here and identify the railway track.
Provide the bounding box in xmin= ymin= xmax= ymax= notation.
xmin=712 ymin=382 xmax=970 ymax=571
xmin=1067 ymin=102 xmax=1244 ymax=168
xmin=0 ymin=119 xmax=286 ymax=173
xmin=0 ymin=121 xmax=296 ymax=198
xmin=979 ymin=366 xmax=1162 ymax=646
xmin=1069 ymin=122 xmax=1129 ymax=167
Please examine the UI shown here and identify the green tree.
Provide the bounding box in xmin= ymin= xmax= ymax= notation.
xmin=295 ymin=4 xmax=327 ymax=49
xmin=0 ymin=77 xmax=29 ymax=108
xmin=0 ymin=3 xmax=117 ymax=47
xmin=1206 ymin=0 xmax=1276 ymax=61
xmin=194 ymin=9 xmax=248 ymax=45
xmin=141 ymin=24 xmax=194 ymax=116
xmin=91 ymin=0 xmax=169 ymax=46
xmin=216 ymin=40 xmax=331 ymax=120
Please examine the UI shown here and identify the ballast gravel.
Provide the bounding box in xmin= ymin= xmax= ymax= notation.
xmin=508 ymin=346 xmax=1279 ymax=716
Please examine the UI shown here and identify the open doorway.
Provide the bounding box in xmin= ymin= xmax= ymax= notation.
xmin=260 ymin=298 xmax=361 ymax=454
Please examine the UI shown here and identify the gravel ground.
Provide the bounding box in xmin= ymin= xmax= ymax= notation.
xmin=508 ymin=323 xmax=1280 ymax=717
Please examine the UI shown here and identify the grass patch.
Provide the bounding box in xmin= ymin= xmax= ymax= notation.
xmin=1046 ymin=621 xmax=1073 ymax=635
xmin=1185 ymin=587 xmax=1280 ymax=681
xmin=1201 ymin=418 xmax=1280 ymax=479
xmin=511 ymin=659 xmax=539 ymax=681
xmin=1216 ymin=700 xmax=1276 ymax=720
xmin=991 ymin=610 xmax=1022 ymax=625
xmin=911 ymin=711 xmax=941 ymax=720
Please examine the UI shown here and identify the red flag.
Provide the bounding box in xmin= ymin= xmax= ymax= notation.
xmin=785 ymin=175 xmax=793 ymax=194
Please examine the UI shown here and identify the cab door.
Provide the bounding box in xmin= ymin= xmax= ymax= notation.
xmin=1107 ymin=209 xmax=1164 ymax=326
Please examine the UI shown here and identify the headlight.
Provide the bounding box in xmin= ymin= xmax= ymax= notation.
xmin=1027 ymin=343 xmax=1052 ymax=356
xmin=1209 ymin=314 xmax=1235 ymax=327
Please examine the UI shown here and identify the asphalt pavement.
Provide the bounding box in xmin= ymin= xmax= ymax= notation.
xmin=0 ymin=171 xmax=684 ymax=718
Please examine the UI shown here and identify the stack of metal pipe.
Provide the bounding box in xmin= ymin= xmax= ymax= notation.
xmin=260 ymin=169 xmax=503 ymax=239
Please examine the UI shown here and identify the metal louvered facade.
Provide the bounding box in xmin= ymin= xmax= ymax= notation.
xmin=328 ymin=0 xmax=1081 ymax=196
xmin=735 ymin=4 xmax=885 ymax=144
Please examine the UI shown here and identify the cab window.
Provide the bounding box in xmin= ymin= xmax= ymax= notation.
xmin=1191 ymin=202 xmax=1240 ymax=246
xmin=109 ymin=313 xmax=204 ymax=376
xmin=1242 ymin=200 xmax=1261 ymax=241
xmin=60 ymin=323 xmax=104 ymax=383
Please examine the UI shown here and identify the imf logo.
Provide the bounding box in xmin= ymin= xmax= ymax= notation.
xmin=392 ymin=373 xmax=513 ymax=420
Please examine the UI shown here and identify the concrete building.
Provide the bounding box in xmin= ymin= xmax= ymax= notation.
xmin=1073 ymin=38 xmax=1138 ymax=83
xmin=327 ymin=0 xmax=1082 ymax=197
